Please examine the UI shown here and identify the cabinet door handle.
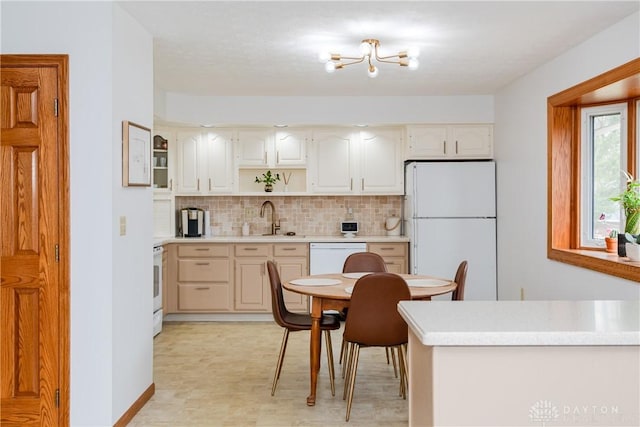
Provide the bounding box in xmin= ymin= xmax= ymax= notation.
xmin=379 ymin=247 xmax=394 ymax=251
xmin=209 ymin=178 xmax=212 ymax=191
xmin=455 ymin=140 xmax=459 ymax=154
xmin=350 ymin=178 xmax=353 ymax=191
xmin=361 ymin=178 xmax=364 ymax=191
xmin=195 ymin=248 xmax=210 ymax=251
xmin=264 ymin=151 xmax=267 ymax=164
xmin=169 ymin=179 xmax=173 ymax=191
xmin=443 ymin=141 xmax=446 ymax=155
xmin=195 ymin=287 xmax=209 ymax=291
xmin=197 ymin=178 xmax=200 ymax=191
xmin=276 ymin=150 xmax=280 ymax=164
xmin=195 ymin=262 xmax=210 ymax=266
xmin=243 ymin=247 xmax=258 ymax=251
xmin=282 ymin=247 xmax=296 ymax=251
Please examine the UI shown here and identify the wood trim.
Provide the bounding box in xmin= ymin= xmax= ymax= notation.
xmin=113 ymin=383 xmax=155 ymax=427
xmin=548 ymin=57 xmax=640 ymax=282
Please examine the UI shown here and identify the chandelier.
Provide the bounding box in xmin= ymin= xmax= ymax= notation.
xmin=319 ymin=39 xmax=419 ymax=78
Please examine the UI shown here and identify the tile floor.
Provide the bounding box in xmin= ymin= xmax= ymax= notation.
xmin=129 ymin=321 xmax=408 ymax=426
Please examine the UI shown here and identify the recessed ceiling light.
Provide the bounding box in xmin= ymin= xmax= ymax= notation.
xmin=354 ymin=124 xmax=369 ymax=127
xmin=200 ymin=124 xmax=215 ymax=128
xmin=274 ymin=124 xmax=288 ymax=128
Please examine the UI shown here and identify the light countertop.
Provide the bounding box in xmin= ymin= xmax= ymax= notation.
xmin=154 ymin=235 xmax=409 ymax=246
xmin=398 ymin=300 xmax=640 ymax=346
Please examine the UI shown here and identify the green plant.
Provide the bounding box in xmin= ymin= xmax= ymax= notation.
xmin=610 ymin=172 xmax=640 ymax=234
xmin=254 ymin=170 xmax=280 ymax=185
xmin=608 ymin=229 xmax=618 ymax=238
xmin=624 ymin=232 xmax=640 ymax=245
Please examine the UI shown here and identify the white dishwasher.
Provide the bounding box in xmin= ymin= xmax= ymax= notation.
xmin=309 ymin=242 xmax=367 ymax=275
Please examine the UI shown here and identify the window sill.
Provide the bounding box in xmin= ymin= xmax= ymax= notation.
xmin=548 ymin=248 xmax=640 ymax=283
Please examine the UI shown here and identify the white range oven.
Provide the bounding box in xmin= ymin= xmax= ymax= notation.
xmin=153 ymin=244 xmax=164 ymax=336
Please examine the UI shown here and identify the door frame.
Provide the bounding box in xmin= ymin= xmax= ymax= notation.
xmin=1 ymin=54 xmax=70 ymax=426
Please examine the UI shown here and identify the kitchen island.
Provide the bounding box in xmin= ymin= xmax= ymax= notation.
xmin=398 ymin=300 xmax=640 ymax=427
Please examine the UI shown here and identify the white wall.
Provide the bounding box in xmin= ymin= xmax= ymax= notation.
xmin=160 ymin=94 xmax=494 ymax=125
xmin=111 ymin=5 xmax=154 ymax=422
xmin=1 ymin=2 xmax=154 ymax=425
xmin=494 ymin=11 xmax=640 ymax=300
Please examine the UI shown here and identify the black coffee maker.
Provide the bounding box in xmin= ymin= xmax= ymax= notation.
xmin=179 ymin=208 xmax=204 ymax=237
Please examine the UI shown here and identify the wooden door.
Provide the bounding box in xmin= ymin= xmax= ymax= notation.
xmin=1 ymin=55 xmax=69 ymax=426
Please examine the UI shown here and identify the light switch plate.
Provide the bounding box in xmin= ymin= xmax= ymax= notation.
xmin=119 ymin=216 xmax=126 ymax=236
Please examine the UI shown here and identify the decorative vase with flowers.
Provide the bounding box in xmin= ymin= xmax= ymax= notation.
xmin=255 ymin=170 xmax=280 ymax=192
xmin=610 ymin=172 xmax=640 ymax=256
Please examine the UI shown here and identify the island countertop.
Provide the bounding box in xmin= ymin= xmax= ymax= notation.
xmin=398 ymin=300 xmax=640 ymax=346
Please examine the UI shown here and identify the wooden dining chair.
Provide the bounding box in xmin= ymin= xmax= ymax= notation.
xmin=266 ymin=260 xmax=340 ymax=396
xmin=341 ymin=272 xmax=411 ymax=421
xmin=451 ymin=260 xmax=468 ymax=301
xmin=342 ymin=251 xmax=387 ymax=273
xmin=339 ymin=252 xmax=392 ymax=371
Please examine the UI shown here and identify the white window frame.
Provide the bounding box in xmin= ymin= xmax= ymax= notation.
xmin=580 ymin=103 xmax=627 ymax=248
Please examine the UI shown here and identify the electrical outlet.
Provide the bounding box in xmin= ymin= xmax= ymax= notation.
xmin=520 ymin=287 xmax=525 ymax=300
xmin=119 ymin=216 xmax=126 ymax=236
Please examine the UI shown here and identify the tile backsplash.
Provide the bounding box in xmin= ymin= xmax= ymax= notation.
xmin=176 ymin=196 xmax=403 ymax=237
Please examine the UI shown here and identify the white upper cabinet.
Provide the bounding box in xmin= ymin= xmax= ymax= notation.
xmin=310 ymin=127 xmax=403 ymax=195
xmin=406 ymin=124 xmax=493 ymax=159
xmin=359 ymin=128 xmax=404 ymax=194
xmin=175 ymin=129 xmax=234 ymax=195
xmin=175 ymin=130 xmax=202 ymax=194
xmin=236 ymin=128 xmax=307 ymax=167
xmin=275 ymin=129 xmax=307 ymax=166
xmin=236 ymin=129 xmax=273 ymax=167
xmin=309 ymin=129 xmax=356 ymax=194
xmin=202 ymin=130 xmax=234 ymax=193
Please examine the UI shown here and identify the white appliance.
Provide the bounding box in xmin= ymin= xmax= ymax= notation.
xmin=153 ymin=244 xmax=164 ymax=336
xmin=309 ymin=242 xmax=367 ymax=275
xmin=404 ymin=161 xmax=497 ymax=300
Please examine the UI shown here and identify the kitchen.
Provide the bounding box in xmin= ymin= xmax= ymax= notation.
xmin=2 ymin=2 xmax=639 ymax=426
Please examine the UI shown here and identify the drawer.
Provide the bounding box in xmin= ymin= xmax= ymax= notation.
xmin=368 ymin=243 xmax=407 ymax=257
xmin=178 ymin=258 xmax=230 ymax=282
xmin=235 ymin=244 xmax=270 ymax=257
xmin=273 ymin=243 xmax=308 ymax=257
xmin=178 ymin=244 xmax=230 ymax=258
xmin=178 ymin=284 xmax=231 ymax=311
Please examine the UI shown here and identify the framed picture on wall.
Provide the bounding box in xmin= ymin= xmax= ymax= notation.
xmin=122 ymin=120 xmax=151 ymax=187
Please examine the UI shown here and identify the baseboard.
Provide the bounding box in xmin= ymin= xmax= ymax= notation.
xmin=113 ymin=383 xmax=155 ymax=427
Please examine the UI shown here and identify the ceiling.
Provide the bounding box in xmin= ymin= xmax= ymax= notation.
xmin=118 ymin=1 xmax=640 ymax=97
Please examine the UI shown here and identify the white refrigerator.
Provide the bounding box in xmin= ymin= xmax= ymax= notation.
xmin=404 ymin=161 xmax=497 ymax=300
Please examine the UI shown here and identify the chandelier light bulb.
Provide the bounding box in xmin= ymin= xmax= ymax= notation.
xmin=318 ymin=51 xmax=331 ymax=63
xmin=407 ymin=46 xmax=420 ymax=58
xmin=408 ymin=58 xmax=419 ymax=70
xmin=367 ymin=65 xmax=378 ymax=78
xmin=325 ymin=61 xmax=337 ymax=73
xmin=359 ymin=41 xmax=372 ymax=56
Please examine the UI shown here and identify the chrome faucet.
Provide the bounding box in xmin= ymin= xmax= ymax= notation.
xmin=260 ymin=200 xmax=280 ymax=235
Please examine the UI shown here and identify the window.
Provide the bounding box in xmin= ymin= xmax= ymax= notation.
xmin=580 ymin=103 xmax=627 ymax=247
xmin=548 ymin=57 xmax=639 ymax=282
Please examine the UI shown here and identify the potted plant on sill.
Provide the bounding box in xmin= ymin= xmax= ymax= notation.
xmin=610 ymin=171 xmax=640 ymax=256
xmin=255 ymin=170 xmax=280 ymax=192
xmin=604 ymin=230 xmax=618 ymax=253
